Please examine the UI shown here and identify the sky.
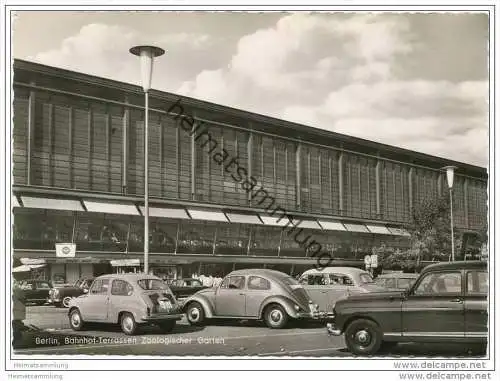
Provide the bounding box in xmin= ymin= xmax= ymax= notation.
xmin=12 ymin=11 xmax=489 ymax=167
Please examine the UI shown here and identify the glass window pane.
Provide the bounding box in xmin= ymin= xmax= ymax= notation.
xmin=414 ymin=272 xmax=462 ymax=295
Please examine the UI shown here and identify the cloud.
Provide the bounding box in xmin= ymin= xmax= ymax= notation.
xmin=178 ymin=13 xmax=488 ymax=167
xmin=26 ymin=14 xmax=488 ymax=167
xmin=28 ymin=23 xmax=218 ymax=89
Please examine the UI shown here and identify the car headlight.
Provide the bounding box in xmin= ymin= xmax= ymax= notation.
xmin=294 ymin=304 xmax=300 ymax=311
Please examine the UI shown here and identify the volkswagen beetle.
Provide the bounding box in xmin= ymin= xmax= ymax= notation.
xmin=182 ymin=269 xmax=323 ymax=329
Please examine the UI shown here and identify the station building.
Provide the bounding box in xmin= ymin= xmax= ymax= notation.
xmin=11 ymin=59 xmax=488 ymax=284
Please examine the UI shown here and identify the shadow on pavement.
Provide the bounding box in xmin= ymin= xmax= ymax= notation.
xmin=335 ymin=343 xmax=487 ymax=358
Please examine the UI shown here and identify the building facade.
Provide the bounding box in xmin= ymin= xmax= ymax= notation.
xmin=11 ymin=60 xmax=488 ymax=284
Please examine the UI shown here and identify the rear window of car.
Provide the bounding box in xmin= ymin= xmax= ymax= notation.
xmin=137 ymin=279 xmax=167 ymax=290
xmin=397 ymin=278 xmax=413 ymax=289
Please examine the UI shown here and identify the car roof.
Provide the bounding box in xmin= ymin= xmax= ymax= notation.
xmin=95 ymin=273 xmax=162 ymax=281
xmin=227 ymin=268 xmax=292 ymax=280
xmin=377 ymin=273 xmax=419 ymax=279
xmin=421 ymin=260 xmax=487 ymax=273
xmin=301 ymin=267 xmax=367 ymax=276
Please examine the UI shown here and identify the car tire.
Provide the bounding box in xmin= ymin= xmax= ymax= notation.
xmin=264 ymin=304 xmax=288 ymax=329
xmin=62 ymin=296 xmax=73 ymax=308
xmin=69 ymin=308 xmax=85 ymax=331
xmin=345 ymin=319 xmax=382 ymax=356
xmin=158 ymin=320 xmax=176 ymax=333
xmin=120 ymin=312 xmax=138 ymax=335
xmin=186 ymin=302 xmax=205 ymax=326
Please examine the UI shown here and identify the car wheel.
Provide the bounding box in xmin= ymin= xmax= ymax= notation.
xmin=120 ymin=312 xmax=138 ymax=335
xmin=264 ymin=304 xmax=288 ymax=329
xmin=158 ymin=320 xmax=176 ymax=333
xmin=62 ymin=296 xmax=73 ymax=308
xmin=186 ymin=302 xmax=205 ymax=326
xmin=345 ymin=319 xmax=382 ymax=356
xmin=69 ymin=308 xmax=85 ymax=331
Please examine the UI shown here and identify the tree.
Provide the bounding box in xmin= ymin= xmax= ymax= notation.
xmin=407 ymin=195 xmax=459 ymax=264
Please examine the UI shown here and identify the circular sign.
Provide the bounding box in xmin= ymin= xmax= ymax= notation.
xmin=62 ymin=246 xmax=70 ymax=255
xmin=364 ymin=255 xmax=371 ymax=265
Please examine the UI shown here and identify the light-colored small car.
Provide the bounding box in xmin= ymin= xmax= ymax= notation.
xmin=68 ymin=274 xmax=183 ymax=335
xmin=182 ymin=269 xmax=323 ymax=329
xmin=299 ymin=267 xmax=387 ymax=315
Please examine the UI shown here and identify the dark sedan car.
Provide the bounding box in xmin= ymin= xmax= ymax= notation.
xmin=48 ymin=278 xmax=94 ymax=307
xmin=182 ymin=269 xmax=323 ymax=329
xmin=168 ymin=278 xmax=208 ymax=300
xmin=18 ymin=279 xmax=52 ymax=305
xmin=327 ymin=261 xmax=488 ymax=355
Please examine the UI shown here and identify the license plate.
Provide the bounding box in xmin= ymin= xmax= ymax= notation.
xmin=158 ymin=300 xmax=172 ymax=311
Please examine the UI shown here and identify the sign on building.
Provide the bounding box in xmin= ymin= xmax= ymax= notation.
xmin=55 ymin=243 xmax=76 ymax=258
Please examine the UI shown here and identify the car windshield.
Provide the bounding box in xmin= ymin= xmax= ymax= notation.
xmin=137 ymin=279 xmax=168 ymax=290
xmin=359 ymin=273 xmax=374 ymax=284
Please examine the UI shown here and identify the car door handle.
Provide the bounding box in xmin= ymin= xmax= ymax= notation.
xmin=239 ymin=293 xmax=245 ymax=296
xmin=451 ymin=298 xmax=463 ymax=303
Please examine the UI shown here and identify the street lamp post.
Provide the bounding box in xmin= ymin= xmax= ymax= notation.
xmin=130 ymin=45 xmax=165 ymax=274
xmin=442 ymin=166 xmax=457 ymax=262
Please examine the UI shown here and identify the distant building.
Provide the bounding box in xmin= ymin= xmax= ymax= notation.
xmin=11 ymin=60 xmax=488 ymax=283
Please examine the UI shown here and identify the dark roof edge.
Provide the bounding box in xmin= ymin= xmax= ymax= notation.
xmin=13 ymin=59 xmax=488 ymax=177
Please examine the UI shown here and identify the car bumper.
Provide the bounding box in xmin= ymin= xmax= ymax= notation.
xmin=142 ymin=313 xmax=184 ymax=322
xmin=294 ymin=310 xmax=334 ymax=320
xmin=326 ymin=322 xmax=342 ymax=336
xmin=47 ymin=298 xmax=61 ymax=304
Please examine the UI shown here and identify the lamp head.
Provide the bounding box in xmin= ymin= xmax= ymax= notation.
xmin=442 ymin=165 xmax=458 ymax=189
xmin=129 ymin=45 xmax=165 ymax=92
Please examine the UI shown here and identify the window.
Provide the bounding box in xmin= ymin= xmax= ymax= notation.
xmin=111 ymin=279 xmax=134 ymax=296
xmin=90 ymin=279 xmax=110 ymax=294
xmin=414 ymin=272 xmax=462 ymax=295
xmin=359 ymin=273 xmax=374 ymax=284
xmin=467 ymin=271 xmax=488 ymax=295
xmin=385 ymin=278 xmax=397 ymax=289
xmin=248 ymin=276 xmax=271 ymax=290
xmin=220 ymin=276 xmax=245 ymax=290
xmin=137 ymin=279 xmax=167 ymax=291
xmin=37 ymin=282 xmax=51 ymax=289
xmin=397 ymin=278 xmax=413 ymax=289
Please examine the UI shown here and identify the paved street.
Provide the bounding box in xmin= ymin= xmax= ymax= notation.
xmin=14 ymin=305 xmax=486 ymax=357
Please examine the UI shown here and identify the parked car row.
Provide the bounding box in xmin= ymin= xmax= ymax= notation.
xmin=14 ymin=261 xmax=488 ymax=357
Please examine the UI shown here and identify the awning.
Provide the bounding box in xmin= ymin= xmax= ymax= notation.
xmin=297 ymin=219 xmax=322 ymax=230
xmin=12 ymin=195 xmax=20 ymax=208
xmin=21 ymin=196 xmax=84 ymax=211
xmin=259 ymin=215 xmax=295 ymax=227
xmin=187 ymin=209 xmax=228 ymax=222
xmin=110 ymin=259 xmax=141 ymax=267
xmin=387 ymin=227 xmax=411 ymax=236
xmin=138 ymin=206 xmax=190 ymax=219
xmin=84 ymin=200 xmax=139 ymax=215
xmin=225 ymin=212 xmax=262 ymax=225
xmin=366 ymin=224 xmax=392 ymax=235
xmin=20 ymin=258 xmax=46 ymax=265
xmin=12 ymin=264 xmax=46 ymax=273
xmin=344 ymin=223 xmax=370 ymax=233
xmin=318 ymin=220 xmax=346 ymax=231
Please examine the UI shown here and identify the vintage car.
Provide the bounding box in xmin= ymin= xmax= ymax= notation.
xmin=18 ymin=279 xmax=52 ymax=305
xmin=68 ymin=273 xmax=183 ymax=335
xmin=168 ymin=278 xmax=208 ymax=300
xmin=375 ymin=272 xmax=419 ymax=290
xmin=298 ymin=267 xmax=387 ymax=315
xmin=48 ymin=277 xmax=94 ymax=308
xmin=327 ymin=261 xmax=488 ymax=355
xmin=182 ymin=269 xmax=323 ymax=329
